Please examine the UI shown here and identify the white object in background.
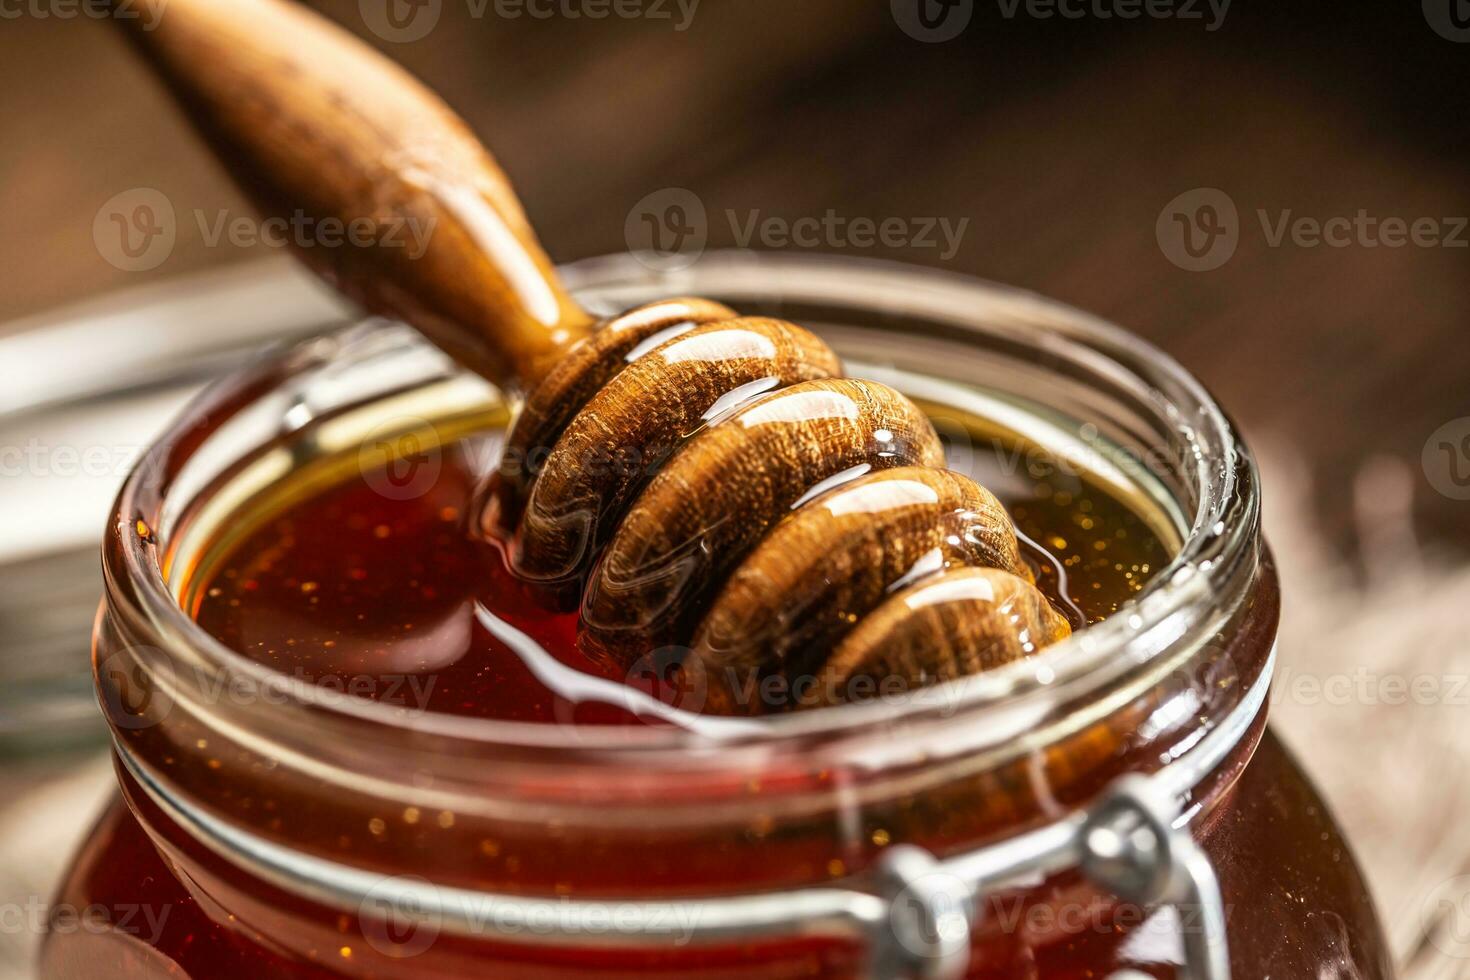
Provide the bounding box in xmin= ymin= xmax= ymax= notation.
xmin=0 ymin=258 xmax=351 ymax=744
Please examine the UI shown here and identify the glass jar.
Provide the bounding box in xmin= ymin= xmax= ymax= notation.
xmin=47 ymin=253 xmax=1389 ymax=979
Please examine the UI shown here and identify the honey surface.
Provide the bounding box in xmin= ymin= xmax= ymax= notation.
xmin=191 ymin=433 xmax=1168 ymax=723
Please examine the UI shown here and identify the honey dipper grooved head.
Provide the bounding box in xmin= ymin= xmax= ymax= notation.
xmin=483 ymin=297 xmax=737 ymax=533
xmin=687 ymin=466 xmax=1033 ymax=713
xmin=580 ymin=378 xmax=946 ymax=663
xmin=809 ymin=566 xmax=1072 ymax=710
xmin=512 ymin=317 xmax=843 ymax=585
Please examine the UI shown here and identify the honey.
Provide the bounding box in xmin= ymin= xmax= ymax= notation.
xmin=186 ymin=414 xmax=1170 ymax=724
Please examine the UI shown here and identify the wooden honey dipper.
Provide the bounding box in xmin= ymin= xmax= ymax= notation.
xmin=115 ymin=0 xmax=1070 ymax=715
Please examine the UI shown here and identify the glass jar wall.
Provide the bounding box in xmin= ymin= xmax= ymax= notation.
xmin=46 ymin=254 xmax=1389 ymax=978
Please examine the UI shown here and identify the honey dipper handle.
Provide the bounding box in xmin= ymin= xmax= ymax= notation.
xmin=112 ymin=0 xmax=593 ymax=389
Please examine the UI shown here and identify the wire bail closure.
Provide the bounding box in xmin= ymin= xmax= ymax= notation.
xmin=115 ymin=645 xmax=1270 ymax=980
xmin=1079 ymin=776 xmax=1231 ymax=980
xmin=866 ymin=774 xmax=1230 ymax=980
xmin=116 ymin=732 xmax=1243 ymax=980
xmin=116 ymin=724 xmax=1244 ymax=980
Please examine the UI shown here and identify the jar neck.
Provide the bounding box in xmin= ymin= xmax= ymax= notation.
xmin=104 ymin=605 xmax=1271 ymax=979
xmin=95 ymin=545 xmax=1275 ymax=907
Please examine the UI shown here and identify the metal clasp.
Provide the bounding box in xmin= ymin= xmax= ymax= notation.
xmin=868 ymin=774 xmax=1230 ymax=980
xmin=1079 ymin=776 xmax=1230 ymax=980
xmin=119 ymin=645 xmax=1271 ymax=980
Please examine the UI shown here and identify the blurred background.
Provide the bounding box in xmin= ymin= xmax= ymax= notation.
xmin=1 ymin=1 xmax=1468 ymax=977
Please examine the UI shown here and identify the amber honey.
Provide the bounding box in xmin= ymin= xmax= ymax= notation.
xmin=185 ymin=406 xmax=1171 ymax=724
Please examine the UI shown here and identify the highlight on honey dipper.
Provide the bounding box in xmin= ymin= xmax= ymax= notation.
xmin=115 ymin=0 xmax=1078 ymax=718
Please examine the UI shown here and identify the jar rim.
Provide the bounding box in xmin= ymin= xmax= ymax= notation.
xmin=105 ymin=251 xmax=1261 ymax=764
